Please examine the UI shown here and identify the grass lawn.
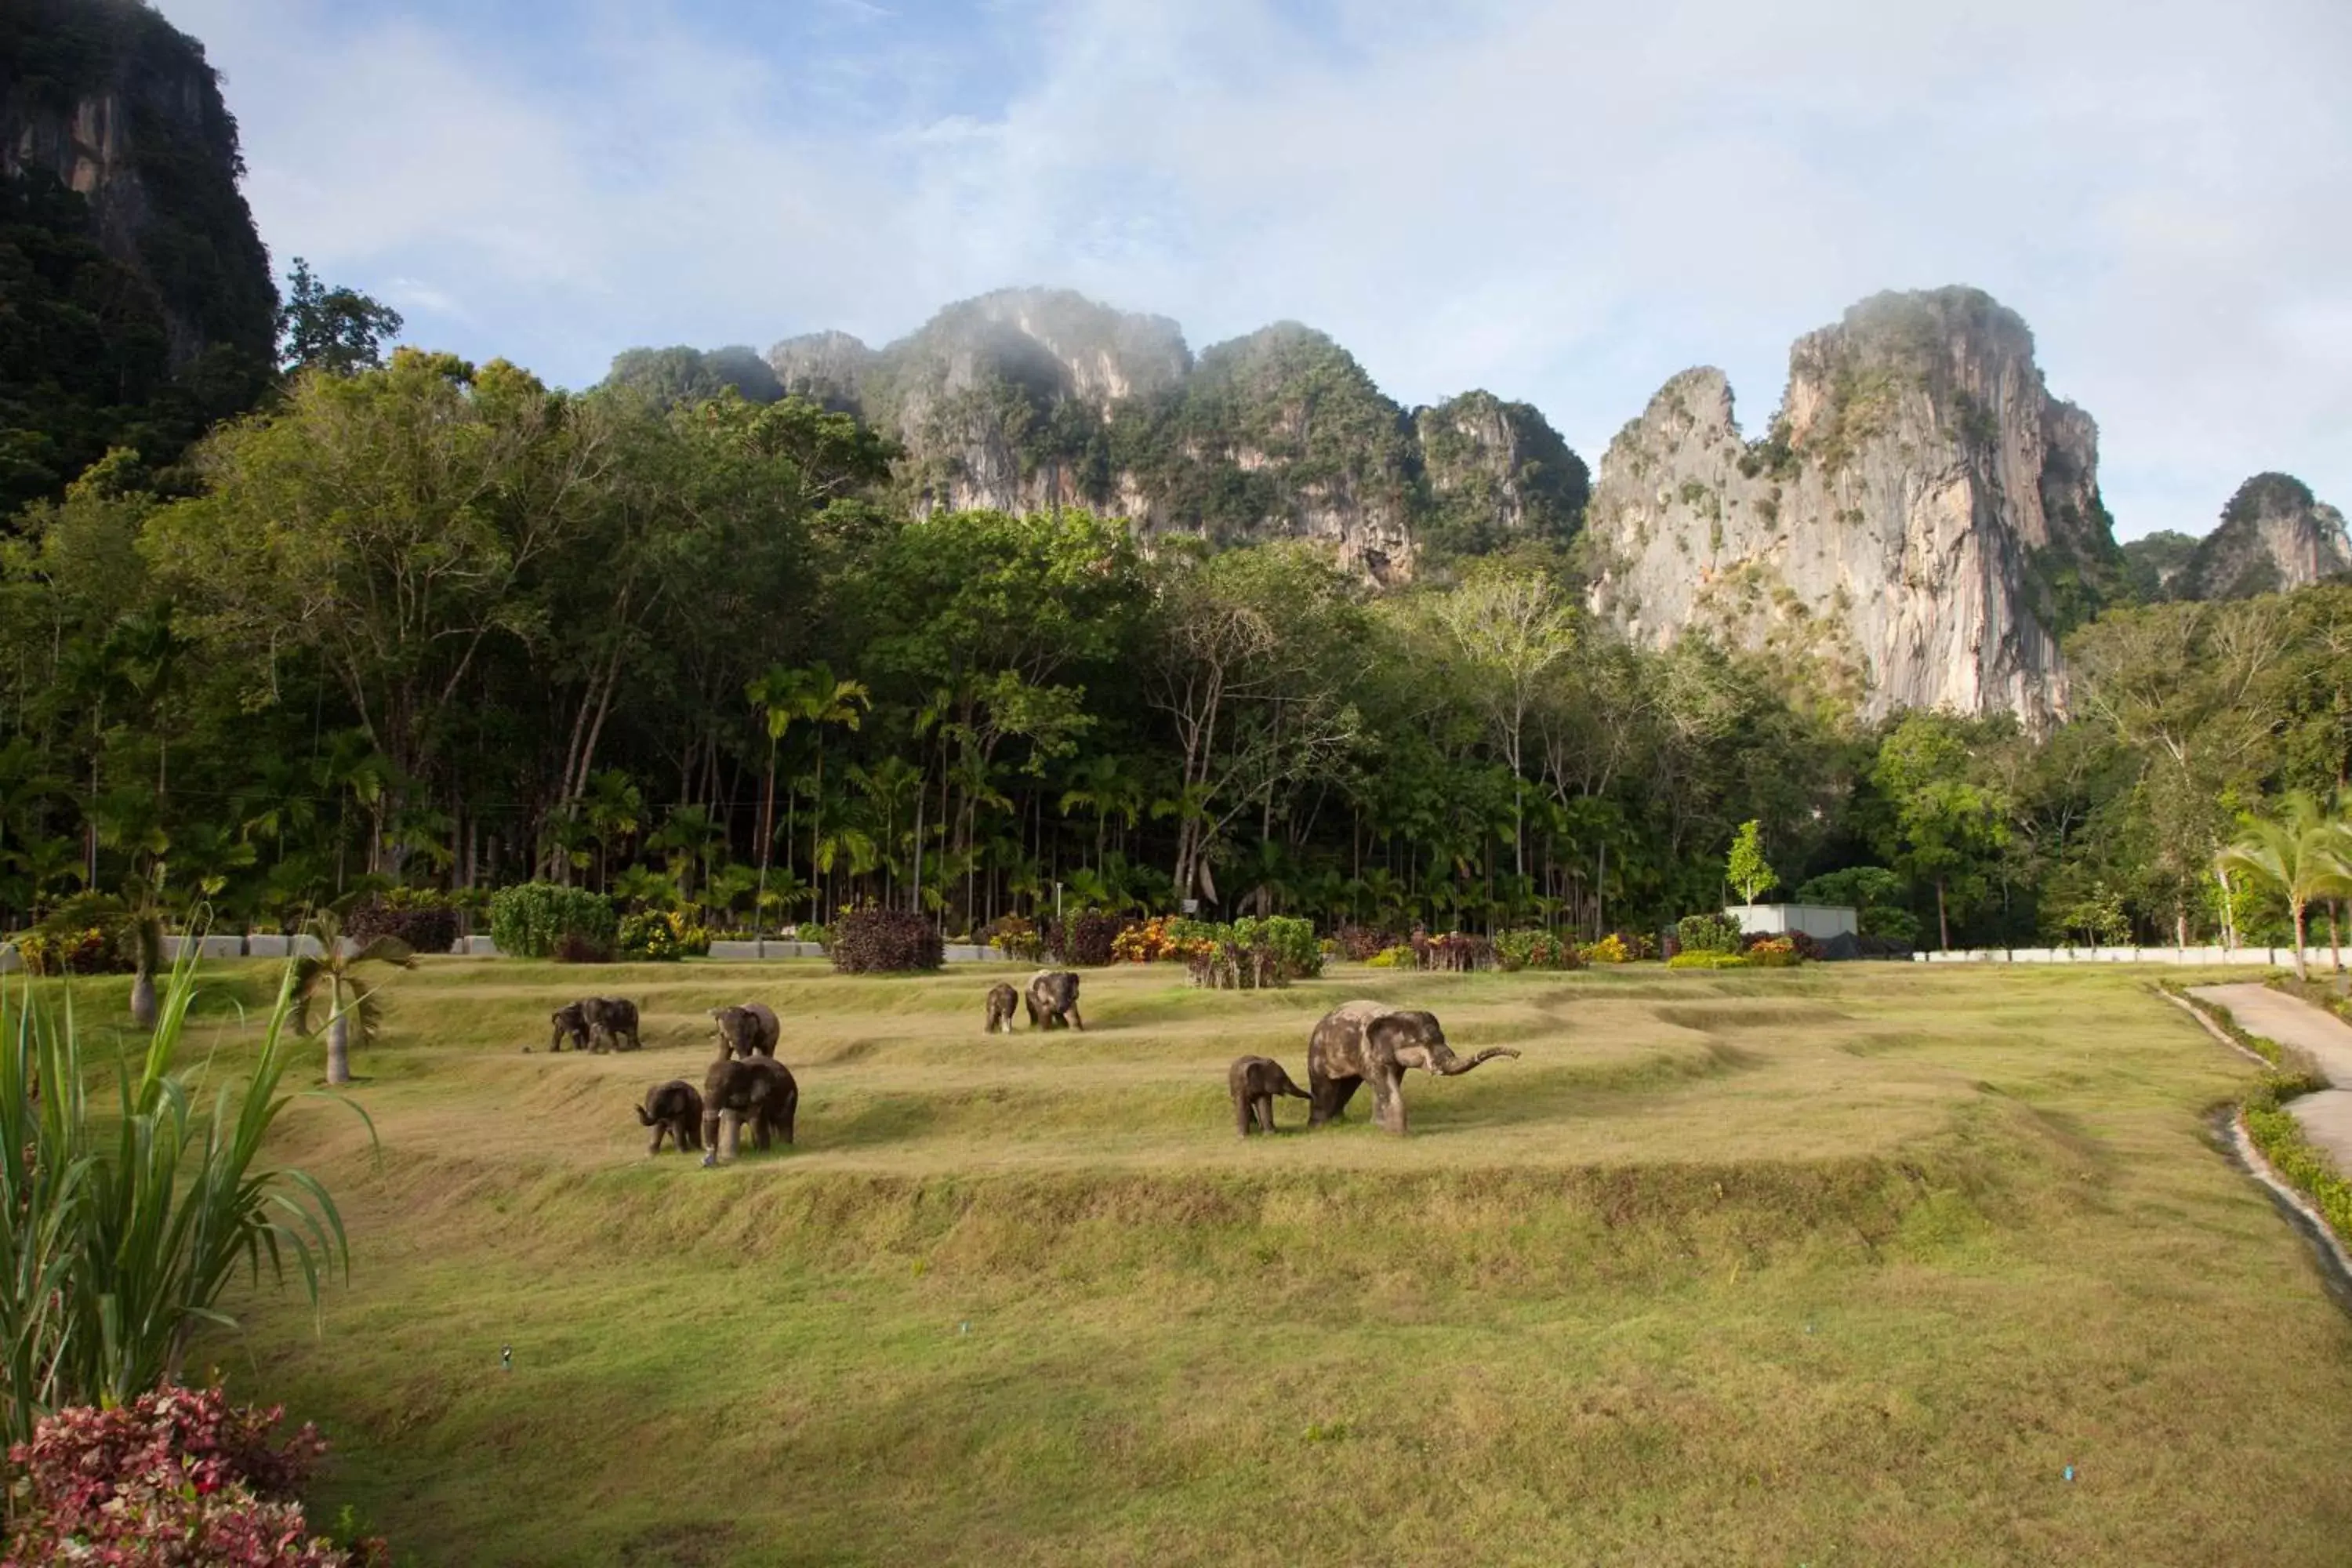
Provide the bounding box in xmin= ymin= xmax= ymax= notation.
xmin=67 ymin=957 xmax=2352 ymax=1565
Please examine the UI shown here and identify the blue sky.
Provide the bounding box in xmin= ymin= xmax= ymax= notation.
xmin=168 ymin=0 xmax=2352 ymax=543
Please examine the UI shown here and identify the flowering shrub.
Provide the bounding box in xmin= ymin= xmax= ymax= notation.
xmin=1364 ymin=945 xmax=1414 ymax=969
xmin=1331 ymin=924 xmax=1402 ymax=961
xmin=1675 ymin=913 xmax=1745 ymax=955
xmin=1110 ymin=917 xmax=1185 ymax=964
xmin=489 ymin=882 xmax=618 ymax=960
xmin=1166 ymin=916 xmax=1319 ymax=988
xmin=343 ymin=888 xmax=458 ymax=954
xmin=980 ymin=915 xmax=1043 ymax=962
xmin=18 ymin=925 xmax=114 ymax=977
xmin=1494 ymin=930 xmax=1585 ymax=972
xmin=829 ymin=905 xmax=943 ymax=973
xmin=19 ymin=893 xmax=136 ymax=975
xmin=1577 ymin=933 xmax=1632 ymax=965
xmin=2 ymin=1385 xmax=389 ymax=1567
xmin=616 ymin=909 xmax=713 ymax=962
xmin=1744 ymin=936 xmax=1802 ymax=967
xmin=1044 ymin=912 xmax=1127 ymax=967
xmin=1410 ymin=931 xmax=1492 ymax=972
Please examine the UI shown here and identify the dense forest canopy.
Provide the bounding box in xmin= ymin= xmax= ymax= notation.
xmin=5 ymin=336 xmax=2352 ymax=950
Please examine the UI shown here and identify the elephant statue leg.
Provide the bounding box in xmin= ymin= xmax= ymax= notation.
xmin=1368 ymin=1067 xmax=1406 ymax=1135
xmin=1254 ymin=1093 xmax=1278 ymax=1135
xmin=1309 ymin=1073 xmax=1360 ymax=1127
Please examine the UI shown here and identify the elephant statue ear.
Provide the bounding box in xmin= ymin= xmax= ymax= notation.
xmin=1368 ymin=1014 xmax=1427 ymax=1069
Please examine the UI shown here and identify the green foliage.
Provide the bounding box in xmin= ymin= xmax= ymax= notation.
xmin=0 ymin=958 xmax=363 ymax=1449
xmin=0 ymin=0 xmax=277 ymax=511
xmin=1675 ymin=913 xmax=1744 ymax=955
xmin=1666 ymin=950 xmax=1750 ymax=969
xmin=828 ymin=905 xmax=943 ymax=973
xmin=1726 ymin=819 xmax=1777 ymax=903
xmin=1167 ymin=914 xmax=1319 ymax=988
xmin=276 ymin=258 xmax=402 ymax=377
xmin=1363 ymin=944 xmax=1414 ymax=968
xmin=615 ymin=909 xmax=712 ymax=962
xmin=19 ymin=892 xmax=136 ymax=975
xmin=1494 ymin=928 xmax=1584 ymax=971
xmin=488 ymin=883 xmax=617 ymax=960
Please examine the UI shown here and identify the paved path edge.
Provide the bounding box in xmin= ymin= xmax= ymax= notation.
xmin=2162 ymin=990 xmax=2352 ymax=1308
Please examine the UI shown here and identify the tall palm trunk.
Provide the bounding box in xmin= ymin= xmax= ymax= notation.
xmin=2291 ymin=901 xmax=2310 ymax=982
xmin=756 ymin=737 xmax=779 ymax=936
xmin=129 ymin=967 xmax=157 ymax=1031
xmin=326 ymin=1011 xmax=352 ymax=1086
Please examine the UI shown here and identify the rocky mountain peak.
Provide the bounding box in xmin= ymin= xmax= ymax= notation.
xmin=755 ymin=289 xmax=1581 ymax=578
xmin=2181 ymin=473 xmax=2350 ymax=600
xmin=1583 ymin=286 xmax=2122 ymax=724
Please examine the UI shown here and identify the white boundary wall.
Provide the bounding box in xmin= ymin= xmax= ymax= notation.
xmin=1914 ymin=946 xmax=2307 ymax=965
xmin=1729 ymin=903 xmax=1859 ymax=940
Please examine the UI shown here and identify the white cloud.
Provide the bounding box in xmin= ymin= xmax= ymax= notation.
xmin=162 ymin=0 xmax=2352 ymax=541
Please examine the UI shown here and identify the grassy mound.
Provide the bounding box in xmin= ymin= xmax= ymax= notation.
xmin=45 ymin=960 xmax=2341 ymax=1565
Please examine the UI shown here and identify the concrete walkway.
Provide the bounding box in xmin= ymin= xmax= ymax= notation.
xmin=2190 ymin=983 xmax=2352 ymax=1172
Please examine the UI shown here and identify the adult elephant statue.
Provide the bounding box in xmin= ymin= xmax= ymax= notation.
xmin=635 ymin=1079 xmax=704 ymax=1154
xmin=1025 ymin=970 xmax=1083 ymax=1031
xmin=1306 ymin=1000 xmax=1519 ymax=1136
xmin=709 ymin=1002 xmax=780 ymax=1058
xmin=584 ymin=997 xmax=642 ymax=1053
xmin=699 ymin=1047 xmax=798 ymax=1163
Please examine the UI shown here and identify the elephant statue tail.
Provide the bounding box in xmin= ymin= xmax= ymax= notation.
xmin=1430 ymin=1044 xmax=1522 ymax=1076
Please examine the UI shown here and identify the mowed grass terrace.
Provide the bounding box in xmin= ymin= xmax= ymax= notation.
xmin=67 ymin=958 xmax=2352 ymax=1565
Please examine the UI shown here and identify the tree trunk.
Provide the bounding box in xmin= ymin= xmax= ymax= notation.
xmin=326 ymin=1011 xmax=352 ymax=1086
xmin=1936 ymin=880 xmax=1951 ymax=951
xmin=129 ymin=967 xmax=157 ymax=1031
xmin=2291 ymin=902 xmax=2309 ymax=982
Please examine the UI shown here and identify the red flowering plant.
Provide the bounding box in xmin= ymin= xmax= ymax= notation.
xmin=2 ymin=1385 xmax=388 ymax=1567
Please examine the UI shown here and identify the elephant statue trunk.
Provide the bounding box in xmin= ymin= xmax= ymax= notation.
xmin=1419 ymin=1043 xmax=1522 ymax=1076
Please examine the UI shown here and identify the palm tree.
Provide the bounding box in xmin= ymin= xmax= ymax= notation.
xmin=124 ymin=878 xmax=165 ymax=1030
xmin=744 ymin=666 xmax=803 ymax=936
xmin=794 ymin=662 xmax=871 ymax=912
xmin=2217 ymin=791 xmax=2352 ymax=982
xmin=292 ymin=909 xmax=417 ymax=1086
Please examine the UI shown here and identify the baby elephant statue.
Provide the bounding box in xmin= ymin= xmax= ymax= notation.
xmin=983 ymin=982 xmax=1019 ymax=1035
xmin=699 ymin=1045 xmax=798 ymax=1164
xmin=1025 ymin=970 xmax=1083 ymax=1031
xmin=709 ymin=1001 xmax=779 ymax=1058
xmin=635 ymin=1079 xmax=705 ymax=1154
xmin=543 ymin=1001 xmax=593 ymax=1054
xmin=1307 ymin=1000 xmax=1519 ymax=1136
xmin=1228 ymin=1055 xmax=1309 ymax=1137
xmin=539 ymin=997 xmax=638 ymax=1053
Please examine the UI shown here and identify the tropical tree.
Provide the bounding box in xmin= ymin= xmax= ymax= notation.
xmin=2216 ymin=791 xmax=2352 ymax=981
xmin=1726 ymin=819 xmax=1777 ymax=906
xmin=292 ymin=909 xmax=417 ymax=1086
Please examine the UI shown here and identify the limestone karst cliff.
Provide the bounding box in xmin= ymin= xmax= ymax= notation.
xmin=1582 ymin=288 xmax=2123 ymax=724
xmin=764 ymin=289 xmax=1584 ymax=578
xmin=1 ymin=0 xmax=278 ymax=504
xmin=2176 ymin=474 xmax=2350 ymax=600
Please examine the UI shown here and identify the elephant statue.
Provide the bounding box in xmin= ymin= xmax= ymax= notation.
xmin=543 ymin=1001 xmax=592 ymax=1054
xmin=635 ymin=1079 xmax=704 ymax=1154
xmin=584 ymin=997 xmax=642 ymax=1053
xmin=984 ymin=983 xmax=1019 ymax=1034
xmin=699 ymin=1044 xmax=798 ymax=1163
xmin=1228 ymin=1054 xmax=1309 ymax=1137
xmin=709 ymin=1002 xmax=779 ymax=1059
xmin=1025 ymin=970 xmax=1083 ymax=1031
xmin=1306 ymin=1000 xmax=1519 ymax=1136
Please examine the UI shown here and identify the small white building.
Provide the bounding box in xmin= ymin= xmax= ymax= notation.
xmin=1726 ymin=903 xmax=1858 ymax=941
